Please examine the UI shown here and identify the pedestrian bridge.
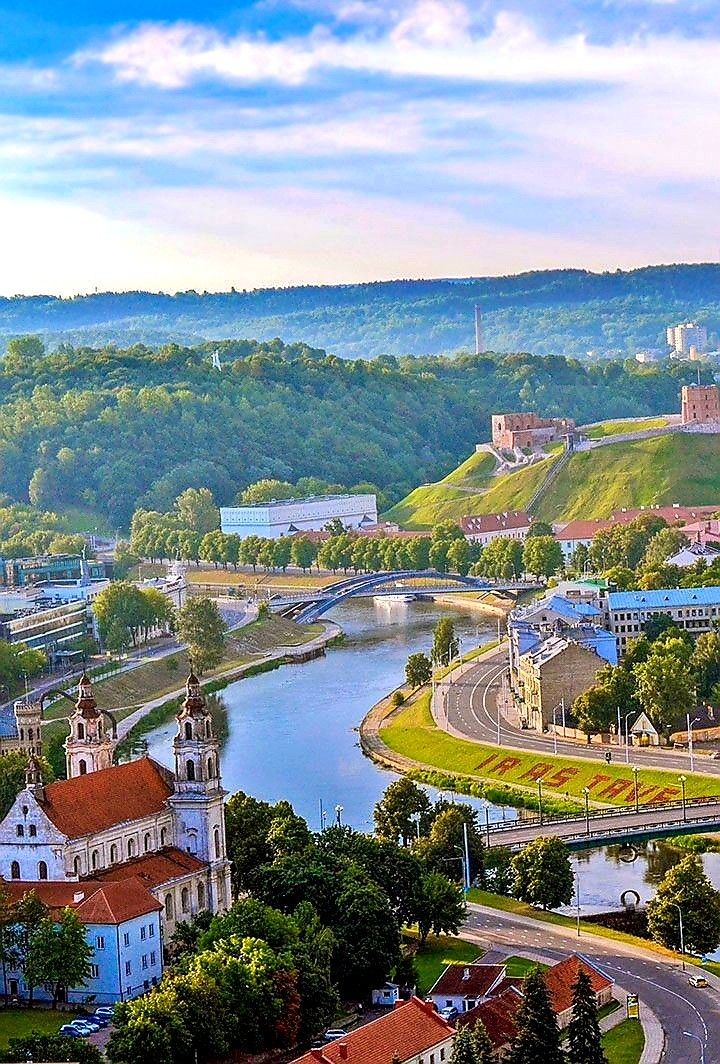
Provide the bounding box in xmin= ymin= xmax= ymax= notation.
xmin=270 ymin=569 xmax=541 ymax=622
xmin=482 ymin=796 xmax=720 ymax=851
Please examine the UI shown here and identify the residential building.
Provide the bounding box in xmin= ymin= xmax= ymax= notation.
xmin=681 ymin=519 xmax=720 ymax=549
xmin=220 ymin=493 xmax=378 ymax=540
xmin=666 ymin=542 xmax=720 ymax=567
xmin=517 ymin=637 xmax=607 ymax=731
xmin=553 ymin=519 xmax=613 ymax=563
xmin=667 ymin=322 xmax=708 ymax=357
xmin=491 ymin=412 xmax=575 ymax=451
xmin=0 ymin=670 xmax=233 ymax=1002
xmin=460 ymin=511 xmax=533 ymax=546
xmin=291 ymin=997 xmax=454 ymax=1064
xmin=508 ymin=594 xmax=617 ymax=686
xmin=681 ymin=384 xmax=720 ymax=425
xmin=428 ymin=962 xmax=506 ymax=1014
xmin=610 ymin=504 xmax=719 ymax=526
xmin=607 ymin=585 xmax=720 ymax=654
xmin=457 ymin=988 xmax=522 ymax=1054
xmin=543 ymin=955 xmax=613 ymax=1028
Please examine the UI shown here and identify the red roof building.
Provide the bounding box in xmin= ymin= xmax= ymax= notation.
xmin=91 ymin=847 xmax=208 ymax=889
xmin=291 ymin=998 xmax=454 ymax=1064
xmin=542 ymin=955 xmax=614 ymax=1026
xmin=461 ymin=512 xmax=532 ymax=545
xmin=457 ymin=987 xmax=523 ymax=1051
xmin=428 ymin=963 xmax=506 ymax=1010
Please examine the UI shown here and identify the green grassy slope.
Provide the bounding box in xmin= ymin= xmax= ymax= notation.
xmin=385 ymin=432 xmax=720 ymax=527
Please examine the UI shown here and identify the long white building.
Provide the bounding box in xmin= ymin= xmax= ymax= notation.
xmin=220 ymin=493 xmax=378 ymax=539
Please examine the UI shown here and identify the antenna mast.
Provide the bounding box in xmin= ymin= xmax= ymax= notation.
xmin=474 ymin=305 xmax=484 ymax=355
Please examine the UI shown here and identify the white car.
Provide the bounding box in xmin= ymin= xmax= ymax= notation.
xmin=324 ymin=1029 xmax=348 ymax=1042
xmin=70 ymin=1020 xmax=99 ymax=1035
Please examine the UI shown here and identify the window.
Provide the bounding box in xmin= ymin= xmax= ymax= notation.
xmin=186 ymin=759 xmax=195 ymax=781
xmin=96 ymin=936 xmax=105 ymax=950
xmin=197 ymin=880 xmax=205 ymax=909
xmin=149 ymin=923 xmax=155 ymax=938
xmin=125 ymin=961 xmax=132 ymax=977
xmin=160 ymin=827 xmax=168 ymax=847
xmin=181 ymin=887 xmax=189 ymax=912
xmin=165 ymin=893 xmax=174 ymax=920
xmin=150 ymin=951 xmax=157 ymax=966
xmin=79 ymin=759 xmax=87 ymax=775
xmin=431 ymin=1055 xmax=435 ymax=1064
xmin=127 ymin=838 xmax=136 ymax=858
xmin=90 ymin=964 xmax=100 ymax=979
xmin=184 ymin=721 xmax=192 ymax=739
xmin=214 ymin=827 xmax=221 ymax=859
xmin=10 ymin=861 xmax=20 ymax=880
xmin=123 ymin=932 xmax=130 ymax=947
xmin=73 ymin=855 xmax=82 ymax=876
xmin=38 ymin=861 xmax=48 ymax=880
xmin=144 ymin=833 xmax=151 ymax=853
xmin=110 ymin=844 xmax=118 ymax=864
xmin=142 ymin=954 xmax=148 ymax=970
xmin=207 ymin=756 xmax=215 ymax=779
xmin=16 ymin=824 xmax=23 ymax=837
xmin=205 ymin=719 xmax=211 ymax=738
xmin=28 ymin=824 xmax=36 ymax=838
xmin=91 ymin=849 xmax=99 ymax=871
xmin=440 ymin=1051 xmax=446 ymax=1061
xmin=77 ymin=722 xmax=85 ymax=739
xmin=141 ymin=926 xmax=146 ymax=941
xmin=144 ymin=979 xmax=149 ymax=990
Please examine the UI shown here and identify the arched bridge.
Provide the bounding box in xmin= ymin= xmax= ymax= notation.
xmin=270 ymin=569 xmax=541 ymax=623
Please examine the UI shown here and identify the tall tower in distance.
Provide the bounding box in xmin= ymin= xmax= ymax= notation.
xmin=474 ymin=305 xmax=484 ymax=355
xmin=64 ymin=674 xmax=115 ymax=778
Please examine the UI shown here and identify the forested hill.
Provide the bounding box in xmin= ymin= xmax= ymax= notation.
xmin=3 ymin=263 xmax=720 ymax=358
xmin=0 ymin=338 xmax=706 ymax=527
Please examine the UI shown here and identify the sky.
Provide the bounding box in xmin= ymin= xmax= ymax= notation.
xmin=2 ymin=0 xmax=720 ymax=294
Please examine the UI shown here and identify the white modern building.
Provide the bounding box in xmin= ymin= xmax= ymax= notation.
xmin=607 ymin=585 xmax=720 ymax=654
xmin=667 ymin=322 xmax=708 ymax=357
xmin=220 ymin=493 xmax=378 ymax=539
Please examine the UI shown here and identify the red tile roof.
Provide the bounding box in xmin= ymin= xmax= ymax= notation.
xmin=90 ymin=847 xmax=207 ymax=889
xmin=39 ymin=757 xmax=174 ymax=839
xmin=291 ymin=997 xmax=453 ymax=1064
xmin=611 ymin=505 xmax=718 ymax=526
xmin=543 ymin=955 xmax=613 ymax=1016
xmin=553 ymin=519 xmax=613 ymax=541
xmin=461 ymin=512 xmax=531 ymax=535
xmin=457 ymin=987 xmax=522 ymax=1049
xmin=429 ymin=962 xmax=505 ymax=1000
xmin=2 ymin=877 xmax=161 ymax=925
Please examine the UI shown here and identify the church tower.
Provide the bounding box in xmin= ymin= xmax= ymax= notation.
xmin=13 ymin=697 xmax=43 ymax=757
xmin=169 ymin=674 xmax=232 ymax=911
xmin=64 ymin=674 xmax=115 ymax=778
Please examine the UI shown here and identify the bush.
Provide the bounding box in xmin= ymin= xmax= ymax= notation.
xmin=392 ymin=690 xmax=406 ymax=707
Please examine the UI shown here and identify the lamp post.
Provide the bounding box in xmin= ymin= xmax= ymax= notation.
xmin=631 ymin=765 xmax=640 ymax=814
xmin=683 ymin=1031 xmax=705 ymax=1064
xmin=673 ymin=902 xmax=686 ymax=971
xmin=582 ymin=787 xmax=590 ymax=836
xmin=483 ymin=801 xmax=491 ymax=847
xmin=623 ymin=711 xmax=635 ymax=765
xmin=687 ymin=714 xmax=701 ymax=773
xmin=335 ymin=804 xmax=343 ymax=828
xmin=537 ymin=777 xmax=545 ymax=826
xmin=575 ymin=866 xmax=582 ymax=938
xmin=679 ymin=775 xmax=687 ymax=822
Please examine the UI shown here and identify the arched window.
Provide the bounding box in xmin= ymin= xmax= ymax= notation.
xmin=184 ymin=721 xmax=192 ymax=739
xmin=197 ymin=880 xmax=205 ymax=909
xmin=73 ymin=855 xmax=82 ymax=876
xmin=110 ymin=844 xmax=118 ymax=864
xmin=27 ymin=727 xmax=33 ymax=740
xmin=160 ymin=827 xmax=168 ymax=847
xmin=214 ymin=827 xmax=221 ymax=860
xmin=16 ymin=824 xmax=23 ymax=837
xmin=10 ymin=861 xmax=20 ymax=880
xmin=207 ymin=756 xmax=215 ymax=779
xmin=165 ymin=893 xmax=174 ymax=920
xmin=91 ymin=850 xmax=99 ymax=871
xmin=79 ymin=759 xmax=87 ymax=776
xmin=181 ymin=887 xmax=189 ymax=913
xmin=19 ymin=728 xmax=24 ymax=741
xmin=144 ymin=833 xmax=151 ymax=853
xmin=128 ymin=838 xmax=136 ymax=858
xmin=77 ymin=722 xmax=85 ymax=739
xmin=29 ymin=824 xmax=36 ymax=838
xmin=38 ymin=861 xmax=48 ymax=880
xmin=205 ymin=719 xmax=211 ymax=738
xmin=186 ymin=760 xmax=195 ymax=781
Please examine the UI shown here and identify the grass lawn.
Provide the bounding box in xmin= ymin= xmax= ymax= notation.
xmin=504 ymin=955 xmax=548 ymax=977
xmin=602 ymin=1018 xmax=645 ymax=1064
xmin=407 ymin=935 xmax=483 ymax=994
xmin=187 ymin=569 xmax=337 ymax=589
xmin=381 ymin=689 xmax=720 ymax=806
xmin=584 ymin=417 xmax=669 ymax=439
xmin=0 ymin=1008 xmax=65 ymax=1049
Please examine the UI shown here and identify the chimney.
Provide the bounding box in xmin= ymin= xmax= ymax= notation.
xmin=73 ymin=891 xmax=85 ymax=903
xmin=339 ymin=1044 xmax=349 ymax=1060
xmin=310 ymin=1051 xmax=325 ymax=1061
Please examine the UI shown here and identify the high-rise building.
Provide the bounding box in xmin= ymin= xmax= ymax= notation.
xmin=667 ymin=322 xmax=708 ymax=357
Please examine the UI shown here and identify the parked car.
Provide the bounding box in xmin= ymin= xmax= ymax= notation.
xmin=70 ymin=1020 xmax=99 ymax=1035
xmin=89 ymin=1014 xmax=110 ymax=1027
xmin=324 ymin=1029 xmax=348 ymax=1042
xmin=689 ymin=975 xmax=709 ymax=988
xmin=95 ymin=1006 xmax=114 ymax=1017
xmin=59 ymin=1025 xmax=83 ymax=1038
xmin=440 ymin=1006 xmax=459 ymax=1021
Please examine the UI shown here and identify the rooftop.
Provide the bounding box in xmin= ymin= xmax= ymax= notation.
xmin=461 ymin=512 xmax=531 ymax=534
xmin=3 ymin=876 xmax=162 ymax=925
xmin=608 ymin=585 xmax=720 ymax=611
xmin=543 ymin=955 xmax=613 ymax=1016
xmin=428 ymin=962 xmax=505 ymax=999
xmin=91 ymin=846 xmax=208 ymax=889
xmin=224 ymin=493 xmax=374 ymax=511
xmin=457 ymin=987 xmax=522 ymax=1049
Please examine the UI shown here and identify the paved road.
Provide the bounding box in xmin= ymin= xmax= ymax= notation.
xmin=463 ymin=902 xmax=718 ymax=1064
xmin=441 ymin=649 xmax=720 ymax=781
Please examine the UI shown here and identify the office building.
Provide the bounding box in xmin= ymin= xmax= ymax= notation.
xmin=220 ymin=493 xmax=377 ymax=540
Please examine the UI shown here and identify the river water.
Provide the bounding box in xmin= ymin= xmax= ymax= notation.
xmin=143 ymin=599 xmax=720 ymax=913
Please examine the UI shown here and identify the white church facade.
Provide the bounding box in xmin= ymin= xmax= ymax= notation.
xmin=0 ymin=672 xmax=232 ymax=1003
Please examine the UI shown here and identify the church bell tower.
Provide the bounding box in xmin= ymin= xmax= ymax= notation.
xmin=64 ymin=674 xmax=115 ymax=778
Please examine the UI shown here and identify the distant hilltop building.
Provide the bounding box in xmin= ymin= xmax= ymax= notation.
xmin=491 ymin=412 xmax=575 ymax=451
xmin=220 ymin=493 xmax=378 ymax=540
xmin=667 ymin=322 xmax=707 ymax=358
xmin=681 ymin=384 xmax=720 ymax=425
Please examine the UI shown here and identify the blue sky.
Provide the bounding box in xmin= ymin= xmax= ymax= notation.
xmin=1 ymin=0 xmax=720 ymax=294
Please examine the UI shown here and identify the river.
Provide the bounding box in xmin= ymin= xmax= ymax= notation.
xmin=143 ymin=598 xmax=720 ymax=913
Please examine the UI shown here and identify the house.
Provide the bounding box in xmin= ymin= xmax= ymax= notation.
xmin=456 ymin=986 xmax=523 ymax=1054
xmin=460 ymin=512 xmax=533 ymax=547
xmin=291 ymin=997 xmax=454 ymax=1064
xmin=516 ymin=637 xmax=606 ymax=731
xmin=372 ymin=982 xmax=401 ymax=1007
xmin=666 ymin=542 xmax=720 ymax=568
xmin=3 ymin=878 xmax=163 ymax=1004
xmin=543 ymin=955 xmax=614 ymax=1029
xmin=508 ymin=594 xmax=616 ymax=689
xmin=629 ymin=712 xmax=660 ymax=747
xmin=553 ymin=520 xmax=613 ymax=563
xmin=427 ymin=962 xmax=506 ymax=1014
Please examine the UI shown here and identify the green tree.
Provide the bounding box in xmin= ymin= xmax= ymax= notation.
xmin=432 ymin=617 xmax=459 ymax=666
xmin=239 ymin=479 xmax=295 ymax=504
xmin=566 ymin=969 xmax=607 ymax=1064
xmin=175 ymin=596 xmax=227 ymax=674
xmin=476 ymin=537 xmax=524 ymax=579
xmin=571 ymin=542 xmax=590 ymax=572
xmin=3 ymin=1033 xmax=102 ymax=1063
xmin=174 ymin=487 xmax=220 ymax=534
xmin=450 ymin=1022 xmax=493 ymax=1064
xmin=647 ymin=855 xmax=720 ymax=954
xmin=374 ymin=778 xmax=432 ymax=846
xmin=93 ymin=581 xmax=148 ymax=648
xmin=4 ymin=335 xmax=45 ymax=372
xmin=26 ymin=908 xmax=93 ymax=1007
xmin=447 ymin=538 xmax=471 ymax=576
xmin=512 ymin=837 xmax=574 ymax=910
xmin=405 ymin=651 xmax=432 ymax=689
xmin=9 ymin=890 xmax=48 ymax=1004
xmin=641 ymin=527 xmax=688 ymax=569
xmin=572 ymin=684 xmax=616 ymax=741
xmin=634 ymin=642 xmax=696 ymax=738
xmin=333 ymin=870 xmax=400 ymax=995
xmin=506 ymin=966 xmax=565 ymax=1064
xmin=692 ymin=631 xmax=720 ymax=699
xmin=272 ymin=537 xmax=292 ymax=571
xmin=522 ymin=535 xmax=564 ymax=578
xmin=417 ymin=804 xmax=484 ymax=883
xmin=414 ymin=871 xmax=466 ymax=947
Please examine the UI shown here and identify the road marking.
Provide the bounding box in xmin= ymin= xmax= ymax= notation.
xmin=604 ymin=962 xmax=709 ymax=1046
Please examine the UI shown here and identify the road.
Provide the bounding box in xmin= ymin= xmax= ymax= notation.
xmin=463 ymin=902 xmax=718 ymax=1063
xmin=440 ymin=649 xmax=720 ymax=780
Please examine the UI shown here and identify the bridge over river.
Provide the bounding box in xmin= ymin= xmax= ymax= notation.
xmin=482 ymin=796 xmax=720 ymax=851
xmin=270 ymin=569 xmax=542 ymax=622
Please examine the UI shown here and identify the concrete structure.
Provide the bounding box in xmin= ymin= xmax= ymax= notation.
xmin=516 ymin=636 xmax=607 ymax=731
xmin=681 ymin=384 xmax=720 ymax=425
xmin=292 ymin=997 xmax=454 ymax=1064
xmin=491 ymin=412 xmax=575 ymax=451
xmin=221 ymin=493 xmax=377 ymax=540
xmin=667 ymin=322 xmax=708 ymax=357
xmin=0 ymin=672 xmax=232 ymax=1003
xmin=460 ymin=511 xmax=532 ymax=546
xmin=607 ymin=585 xmax=720 ymax=654
xmin=0 ymin=598 xmax=93 ymax=656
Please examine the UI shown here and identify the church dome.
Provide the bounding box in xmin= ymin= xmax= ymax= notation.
xmin=181 ymin=672 xmax=207 ymax=717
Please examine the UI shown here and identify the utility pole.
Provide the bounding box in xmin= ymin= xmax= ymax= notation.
xmin=474 ymin=305 xmax=484 ymax=355
xmin=463 ymin=821 xmax=471 ymax=892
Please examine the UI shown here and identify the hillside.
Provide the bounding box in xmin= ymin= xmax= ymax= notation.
xmin=386 ymin=433 xmax=720 ymax=527
xmin=3 ymin=263 xmax=720 ymax=358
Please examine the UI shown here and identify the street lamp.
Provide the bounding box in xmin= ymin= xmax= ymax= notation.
xmin=582 ymin=787 xmax=590 ymax=836
xmin=575 ymin=866 xmax=582 ymax=938
xmin=687 ymin=714 xmax=701 ymax=773
xmin=335 ymin=805 xmax=344 ymax=828
xmin=683 ymin=1031 xmax=705 ymax=1064
xmin=483 ymin=800 xmax=491 ymax=847
xmin=537 ymin=777 xmax=545 ymax=826
xmin=679 ymin=775 xmax=687 ymax=822
xmin=673 ymin=902 xmax=686 ymax=971
xmin=551 ymin=700 xmax=566 ymax=755
xmin=631 ymin=765 xmax=640 ymax=814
